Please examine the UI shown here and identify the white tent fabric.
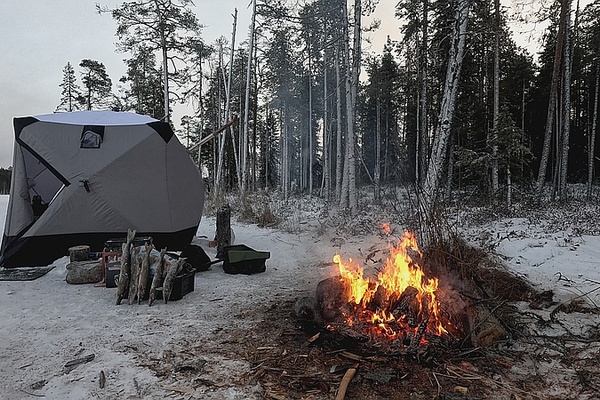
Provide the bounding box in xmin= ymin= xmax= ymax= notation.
xmin=35 ymin=110 xmax=156 ymax=125
xmin=1 ymin=111 xmax=204 ymax=268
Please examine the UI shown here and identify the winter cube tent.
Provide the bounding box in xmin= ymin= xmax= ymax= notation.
xmin=0 ymin=111 xmax=205 ymax=268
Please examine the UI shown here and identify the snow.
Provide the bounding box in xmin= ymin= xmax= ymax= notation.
xmin=0 ymin=194 xmax=341 ymax=399
xmin=464 ymin=216 xmax=600 ymax=306
xmin=1 ymin=193 xmax=600 ymax=399
xmin=33 ymin=111 xmax=157 ymax=125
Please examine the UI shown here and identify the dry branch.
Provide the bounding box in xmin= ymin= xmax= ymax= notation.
xmin=162 ymin=259 xmax=183 ymax=303
xmin=335 ymin=363 xmax=358 ymax=400
xmin=136 ymin=243 xmax=152 ymax=304
xmin=64 ymin=353 xmax=95 ymax=373
xmin=128 ymin=246 xmax=141 ymax=305
xmin=148 ymin=248 xmax=167 ymax=306
xmin=115 ymin=229 xmax=136 ymax=305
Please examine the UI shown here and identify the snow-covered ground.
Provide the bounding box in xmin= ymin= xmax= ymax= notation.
xmin=463 ymin=215 xmax=600 ymax=306
xmin=0 ymin=194 xmax=363 ymax=400
xmin=1 ymin=193 xmax=600 ymax=399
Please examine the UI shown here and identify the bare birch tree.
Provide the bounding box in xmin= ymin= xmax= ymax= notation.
xmin=241 ymin=0 xmax=257 ymax=194
xmin=588 ymin=65 xmax=600 ymax=198
xmin=558 ymin=0 xmax=573 ymax=200
xmin=340 ymin=0 xmax=361 ymax=212
xmin=491 ymin=0 xmax=500 ymax=195
xmin=215 ymin=11 xmax=242 ymax=195
xmin=419 ymin=0 xmax=472 ymax=229
xmin=417 ymin=0 xmax=429 ymax=185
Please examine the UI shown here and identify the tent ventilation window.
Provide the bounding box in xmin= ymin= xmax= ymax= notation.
xmin=80 ymin=126 xmax=104 ymax=149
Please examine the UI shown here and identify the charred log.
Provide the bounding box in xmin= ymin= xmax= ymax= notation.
xmin=316 ymin=276 xmax=351 ymax=322
xmin=390 ymin=286 xmax=419 ymax=317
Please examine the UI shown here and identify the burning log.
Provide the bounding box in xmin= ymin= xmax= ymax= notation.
xmin=408 ymin=293 xmax=432 ymax=350
xmin=369 ymin=284 xmax=390 ymax=312
xmin=409 ymin=314 xmax=430 ymax=351
xmin=316 ymin=276 xmax=351 ymax=322
xmin=390 ymin=286 xmax=419 ymax=317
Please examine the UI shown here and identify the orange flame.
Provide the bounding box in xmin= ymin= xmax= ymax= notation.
xmin=333 ymin=231 xmax=448 ymax=341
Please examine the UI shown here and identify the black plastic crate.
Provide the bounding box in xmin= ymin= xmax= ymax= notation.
xmin=222 ymin=244 xmax=270 ymax=275
xmin=107 ymin=266 xmax=194 ymax=301
xmin=156 ymin=270 xmax=195 ymax=301
xmin=103 ymin=236 xmax=153 ymax=252
xmin=105 ymin=261 xmax=122 ymax=288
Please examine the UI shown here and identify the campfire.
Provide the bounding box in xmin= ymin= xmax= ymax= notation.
xmin=301 ymin=228 xmax=473 ymax=356
xmin=332 ymin=230 xmax=451 ymax=346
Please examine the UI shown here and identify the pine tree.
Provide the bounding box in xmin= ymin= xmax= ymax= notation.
xmin=119 ymin=45 xmax=164 ymax=119
xmin=56 ymin=62 xmax=84 ymax=112
xmin=79 ymin=59 xmax=113 ymax=110
xmin=98 ymin=0 xmax=201 ymax=123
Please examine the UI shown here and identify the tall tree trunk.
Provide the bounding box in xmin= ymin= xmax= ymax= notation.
xmin=282 ymin=106 xmax=289 ymax=200
xmin=558 ymin=1 xmax=573 ymax=200
xmin=507 ymin=164 xmax=512 ymax=207
xmin=335 ymin=44 xmax=344 ymax=202
xmin=308 ymin=42 xmax=314 ymax=199
xmin=419 ymin=0 xmax=471 ymax=231
xmin=265 ymin=105 xmax=270 ymax=190
xmin=251 ymin=43 xmax=259 ymax=191
xmin=588 ymin=65 xmax=600 ymax=198
xmin=536 ymin=0 xmax=570 ymax=194
xmin=491 ymin=0 xmax=500 ymax=195
xmin=216 ymin=11 xmax=240 ymax=195
xmin=340 ymin=0 xmax=361 ymax=212
xmin=445 ymin=141 xmax=454 ymax=202
xmin=241 ymin=0 xmax=257 ymax=194
xmin=417 ymin=0 xmax=429 ymax=185
xmin=321 ymin=55 xmax=330 ymax=199
xmin=197 ymin=43 xmax=204 ymax=169
xmin=374 ymin=98 xmax=381 ymax=203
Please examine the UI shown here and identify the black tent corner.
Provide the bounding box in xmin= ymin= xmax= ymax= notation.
xmin=148 ymin=121 xmax=174 ymax=143
xmin=13 ymin=116 xmax=39 ymax=140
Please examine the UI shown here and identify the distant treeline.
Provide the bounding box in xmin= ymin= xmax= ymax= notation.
xmin=0 ymin=168 xmax=11 ymax=194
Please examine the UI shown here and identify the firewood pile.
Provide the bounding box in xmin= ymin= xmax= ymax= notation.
xmin=115 ymin=229 xmax=191 ymax=305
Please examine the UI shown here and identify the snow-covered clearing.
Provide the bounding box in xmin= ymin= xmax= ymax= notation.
xmin=1 ymin=192 xmax=600 ymax=399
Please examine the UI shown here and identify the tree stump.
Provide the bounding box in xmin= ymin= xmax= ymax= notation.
xmin=216 ymin=205 xmax=231 ymax=257
xmin=68 ymin=245 xmax=90 ymax=262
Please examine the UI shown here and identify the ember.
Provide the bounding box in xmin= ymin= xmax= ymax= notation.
xmin=330 ymin=230 xmax=454 ymax=347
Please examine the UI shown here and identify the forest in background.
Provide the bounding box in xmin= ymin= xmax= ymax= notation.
xmin=49 ymin=0 xmax=599 ymax=218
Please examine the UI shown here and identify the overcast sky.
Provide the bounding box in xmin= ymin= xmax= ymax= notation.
xmin=0 ymin=1 xmax=406 ymax=169
xmin=0 ymin=1 xmax=546 ymax=169
xmin=0 ymin=0 xmax=256 ymax=168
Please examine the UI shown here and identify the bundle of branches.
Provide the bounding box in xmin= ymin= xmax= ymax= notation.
xmin=115 ymin=229 xmax=191 ymax=306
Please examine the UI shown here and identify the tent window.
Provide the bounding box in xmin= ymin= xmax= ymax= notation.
xmin=80 ymin=125 xmax=104 ymax=149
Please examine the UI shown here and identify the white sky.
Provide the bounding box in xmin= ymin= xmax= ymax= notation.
xmin=0 ymin=0 xmax=258 ymax=168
